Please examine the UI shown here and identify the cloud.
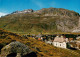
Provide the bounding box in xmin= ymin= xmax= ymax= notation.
xmin=0 ymin=12 xmax=8 ymax=17
xmin=35 ymin=1 xmax=43 ymax=8
xmin=31 ymin=0 xmax=44 ymax=8
xmin=31 ymin=0 xmax=57 ymax=9
xmin=50 ymin=1 xmax=57 ymax=7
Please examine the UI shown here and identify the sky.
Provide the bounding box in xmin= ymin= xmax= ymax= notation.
xmin=0 ymin=0 xmax=80 ymax=17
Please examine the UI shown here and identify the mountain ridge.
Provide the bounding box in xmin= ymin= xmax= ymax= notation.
xmin=0 ymin=7 xmax=80 ymax=34
xmin=11 ymin=7 xmax=79 ymax=15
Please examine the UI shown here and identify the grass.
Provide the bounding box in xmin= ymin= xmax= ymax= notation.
xmin=0 ymin=28 xmax=80 ymax=57
xmin=0 ymin=8 xmax=79 ymax=34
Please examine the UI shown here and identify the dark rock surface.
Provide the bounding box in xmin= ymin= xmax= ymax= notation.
xmin=1 ymin=41 xmax=33 ymax=57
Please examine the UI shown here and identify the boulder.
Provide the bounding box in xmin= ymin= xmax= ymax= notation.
xmin=1 ymin=41 xmax=32 ymax=57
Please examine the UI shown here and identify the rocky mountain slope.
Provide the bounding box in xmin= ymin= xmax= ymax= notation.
xmin=0 ymin=7 xmax=80 ymax=34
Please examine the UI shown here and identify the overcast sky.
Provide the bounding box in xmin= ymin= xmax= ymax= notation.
xmin=0 ymin=0 xmax=80 ymax=17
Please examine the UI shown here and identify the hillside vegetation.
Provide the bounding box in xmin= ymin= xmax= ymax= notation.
xmin=0 ymin=8 xmax=80 ymax=34
xmin=0 ymin=28 xmax=80 ymax=57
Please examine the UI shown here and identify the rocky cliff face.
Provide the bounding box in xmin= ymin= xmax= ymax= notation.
xmin=72 ymin=17 xmax=80 ymax=32
xmin=12 ymin=9 xmax=34 ymax=14
xmin=0 ymin=7 xmax=80 ymax=34
xmin=1 ymin=41 xmax=34 ymax=57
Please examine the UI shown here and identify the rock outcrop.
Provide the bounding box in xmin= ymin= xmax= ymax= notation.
xmin=12 ymin=9 xmax=34 ymax=14
xmin=1 ymin=41 xmax=32 ymax=57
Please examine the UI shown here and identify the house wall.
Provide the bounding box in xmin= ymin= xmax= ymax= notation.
xmin=45 ymin=40 xmax=52 ymax=44
xmin=52 ymin=42 xmax=67 ymax=48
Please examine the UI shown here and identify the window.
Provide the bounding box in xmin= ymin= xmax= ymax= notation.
xmin=60 ymin=44 xmax=61 ymax=46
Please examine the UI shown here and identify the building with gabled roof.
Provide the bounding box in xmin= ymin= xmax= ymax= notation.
xmin=52 ymin=35 xmax=69 ymax=48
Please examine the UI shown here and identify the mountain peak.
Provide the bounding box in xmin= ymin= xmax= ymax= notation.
xmin=12 ymin=9 xmax=34 ymax=14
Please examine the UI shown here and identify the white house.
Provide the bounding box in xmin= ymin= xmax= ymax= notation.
xmin=52 ymin=36 xmax=69 ymax=48
xmin=76 ymin=41 xmax=80 ymax=50
xmin=45 ymin=39 xmax=52 ymax=44
xmin=76 ymin=36 xmax=80 ymax=40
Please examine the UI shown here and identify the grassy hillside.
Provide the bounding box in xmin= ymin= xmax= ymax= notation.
xmin=0 ymin=8 xmax=79 ymax=34
xmin=0 ymin=28 xmax=80 ymax=57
